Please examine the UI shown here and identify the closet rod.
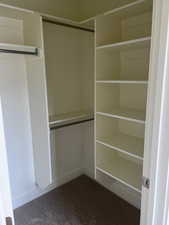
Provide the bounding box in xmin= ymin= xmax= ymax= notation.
xmin=43 ymin=19 xmax=95 ymax=33
xmin=0 ymin=48 xmax=38 ymax=55
xmin=50 ymin=118 xmax=94 ymax=130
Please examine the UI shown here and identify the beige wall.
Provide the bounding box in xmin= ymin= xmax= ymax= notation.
xmin=0 ymin=0 xmax=136 ymax=21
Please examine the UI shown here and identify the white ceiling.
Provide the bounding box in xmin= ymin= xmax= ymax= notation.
xmin=0 ymin=0 xmax=136 ymax=22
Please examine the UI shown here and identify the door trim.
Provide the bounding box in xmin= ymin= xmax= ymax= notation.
xmin=141 ymin=0 xmax=169 ymax=224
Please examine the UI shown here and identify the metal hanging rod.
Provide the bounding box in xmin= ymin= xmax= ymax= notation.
xmin=50 ymin=117 xmax=94 ymax=130
xmin=0 ymin=48 xmax=38 ymax=55
xmin=43 ymin=19 xmax=95 ymax=33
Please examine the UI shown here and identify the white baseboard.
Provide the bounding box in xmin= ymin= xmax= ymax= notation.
xmin=13 ymin=167 xmax=83 ymax=209
xmin=96 ymin=170 xmax=141 ymax=209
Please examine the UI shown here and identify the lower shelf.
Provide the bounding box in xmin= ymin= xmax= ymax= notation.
xmin=96 ymin=133 xmax=144 ymax=160
xmin=97 ymin=108 xmax=145 ymax=124
xmin=49 ymin=111 xmax=94 ymax=129
xmin=96 ymin=143 xmax=142 ymax=192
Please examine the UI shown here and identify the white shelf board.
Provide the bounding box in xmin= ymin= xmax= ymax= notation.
xmin=97 ymin=109 xmax=145 ymax=124
xmin=49 ymin=111 xmax=94 ymax=128
xmin=96 ymin=150 xmax=142 ymax=192
xmin=96 ymin=133 xmax=144 ymax=160
xmin=0 ymin=43 xmax=37 ymax=54
xmin=96 ymin=80 xmax=148 ymax=84
xmin=96 ymin=37 xmax=151 ymax=52
xmin=96 ymin=166 xmax=142 ymax=193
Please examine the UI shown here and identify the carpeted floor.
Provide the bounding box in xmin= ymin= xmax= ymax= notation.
xmin=14 ymin=175 xmax=140 ymax=225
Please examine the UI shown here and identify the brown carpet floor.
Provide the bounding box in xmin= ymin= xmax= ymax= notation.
xmin=14 ymin=175 xmax=140 ymax=225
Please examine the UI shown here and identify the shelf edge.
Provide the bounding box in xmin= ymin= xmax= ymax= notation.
xmin=96 ymin=167 xmax=142 ymax=193
xmin=96 ymin=140 xmax=143 ymax=161
xmin=96 ymin=112 xmax=146 ymax=124
xmin=96 ymin=37 xmax=151 ymax=50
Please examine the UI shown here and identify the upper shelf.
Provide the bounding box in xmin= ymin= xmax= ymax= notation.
xmin=96 ymin=37 xmax=151 ymax=52
xmin=49 ymin=111 xmax=94 ymax=129
xmin=0 ymin=43 xmax=38 ymax=55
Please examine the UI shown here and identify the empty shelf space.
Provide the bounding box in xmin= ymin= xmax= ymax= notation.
xmin=96 ymin=38 xmax=150 ymax=81
xmin=96 ymin=133 xmax=144 ymax=160
xmin=0 ymin=43 xmax=38 ymax=55
xmin=96 ymin=143 xmax=142 ymax=192
xmin=97 ymin=109 xmax=145 ymax=124
xmin=96 ymin=166 xmax=141 ymax=193
xmin=96 ymin=37 xmax=151 ymax=51
xmin=49 ymin=111 xmax=94 ymax=128
xmin=96 ymin=80 xmax=148 ymax=84
xmin=96 ymin=1 xmax=152 ymax=47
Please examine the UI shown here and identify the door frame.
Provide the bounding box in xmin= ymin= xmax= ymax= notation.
xmin=141 ymin=0 xmax=169 ymax=224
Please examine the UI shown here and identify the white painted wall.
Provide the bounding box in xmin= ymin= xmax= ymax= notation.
xmin=0 ymin=17 xmax=36 ymax=209
xmin=0 ymin=98 xmax=14 ymax=225
xmin=83 ymin=121 xmax=95 ymax=178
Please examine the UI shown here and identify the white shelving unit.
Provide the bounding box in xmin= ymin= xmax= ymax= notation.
xmin=95 ymin=0 xmax=152 ymax=200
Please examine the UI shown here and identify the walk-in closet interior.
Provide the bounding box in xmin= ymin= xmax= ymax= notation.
xmin=0 ymin=0 xmax=153 ymax=224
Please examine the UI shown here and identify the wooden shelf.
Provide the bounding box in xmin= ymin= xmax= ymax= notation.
xmin=96 ymin=133 xmax=144 ymax=160
xmin=49 ymin=111 xmax=94 ymax=128
xmin=97 ymin=108 xmax=145 ymax=124
xmin=96 ymin=80 xmax=148 ymax=84
xmin=0 ymin=43 xmax=38 ymax=55
xmin=96 ymin=144 xmax=142 ymax=192
xmin=96 ymin=37 xmax=151 ymax=52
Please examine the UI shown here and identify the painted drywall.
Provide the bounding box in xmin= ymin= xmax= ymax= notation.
xmin=0 ymin=0 xmax=136 ymax=21
xmin=0 ymin=98 xmax=14 ymax=225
